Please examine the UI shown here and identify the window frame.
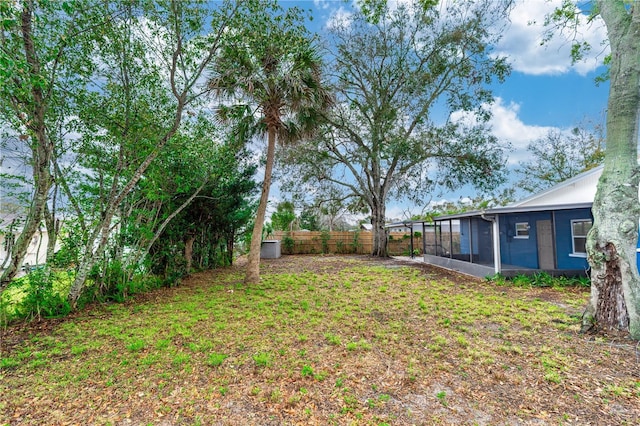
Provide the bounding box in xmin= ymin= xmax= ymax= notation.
xmin=514 ymin=222 xmax=529 ymax=239
xmin=570 ymin=219 xmax=592 ymax=257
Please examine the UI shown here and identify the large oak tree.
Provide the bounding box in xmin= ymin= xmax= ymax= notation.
xmin=281 ymin=0 xmax=510 ymax=256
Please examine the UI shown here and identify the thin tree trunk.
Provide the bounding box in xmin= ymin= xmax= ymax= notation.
xmin=0 ymin=2 xmax=54 ymax=291
xmin=68 ymin=213 xmax=116 ymax=305
xmin=583 ymin=1 xmax=640 ymax=339
xmin=245 ymin=126 xmax=277 ymax=284
xmin=44 ymin=203 xmax=60 ymax=264
xmin=226 ymin=232 xmax=234 ymax=265
xmin=184 ymin=233 xmax=196 ymax=274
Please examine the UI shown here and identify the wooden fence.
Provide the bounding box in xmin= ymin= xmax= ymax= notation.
xmin=269 ymin=231 xmax=427 ymax=256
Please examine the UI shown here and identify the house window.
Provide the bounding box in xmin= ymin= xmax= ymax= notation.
xmin=515 ymin=222 xmax=529 ymax=238
xmin=571 ymin=219 xmax=592 ymax=256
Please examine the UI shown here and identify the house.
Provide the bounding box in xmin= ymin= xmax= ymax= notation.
xmin=422 ymin=166 xmax=607 ymax=278
xmin=0 ymin=213 xmax=51 ymax=271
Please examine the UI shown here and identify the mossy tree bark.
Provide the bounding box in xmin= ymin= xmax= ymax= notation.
xmin=583 ymin=1 xmax=640 ymax=339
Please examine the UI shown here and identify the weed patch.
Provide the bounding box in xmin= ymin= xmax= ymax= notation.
xmin=1 ymin=255 xmax=635 ymax=426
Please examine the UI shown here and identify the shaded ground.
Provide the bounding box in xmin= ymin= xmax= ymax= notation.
xmin=1 ymin=255 xmax=639 ymax=425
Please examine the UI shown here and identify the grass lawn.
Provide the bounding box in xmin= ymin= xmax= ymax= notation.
xmin=1 ymin=255 xmax=639 ymax=425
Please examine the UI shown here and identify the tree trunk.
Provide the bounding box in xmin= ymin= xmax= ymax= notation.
xmin=0 ymin=3 xmax=54 ymax=291
xmin=44 ymin=204 xmax=60 ymax=264
xmin=184 ymin=233 xmax=196 ymax=274
xmin=371 ymin=201 xmax=388 ymax=257
xmin=226 ymin=232 xmax=234 ymax=265
xmin=245 ymin=126 xmax=277 ymax=284
xmin=583 ymin=1 xmax=640 ymax=339
xmin=67 ymin=213 xmax=115 ymax=306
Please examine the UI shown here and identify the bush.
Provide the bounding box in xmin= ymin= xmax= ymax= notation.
xmin=350 ymin=230 xmax=362 ymax=253
xmin=87 ymin=260 xmax=164 ymax=303
xmin=320 ymin=231 xmax=330 ymax=254
xmin=486 ymin=272 xmax=590 ymax=288
xmin=282 ymin=235 xmax=295 ymax=254
xmin=16 ymin=267 xmax=71 ymax=320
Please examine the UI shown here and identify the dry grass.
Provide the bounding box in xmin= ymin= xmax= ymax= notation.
xmin=1 ymin=255 xmax=639 ymax=425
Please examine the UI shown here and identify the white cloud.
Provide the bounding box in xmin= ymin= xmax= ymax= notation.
xmin=451 ymin=97 xmax=560 ymax=165
xmin=495 ymin=0 xmax=608 ymax=76
xmin=483 ymin=98 xmax=554 ymax=159
xmin=313 ymin=0 xmax=332 ymax=10
xmin=325 ymin=6 xmax=353 ymax=31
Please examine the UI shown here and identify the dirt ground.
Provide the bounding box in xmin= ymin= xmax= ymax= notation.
xmin=1 ymin=255 xmax=640 ymax=425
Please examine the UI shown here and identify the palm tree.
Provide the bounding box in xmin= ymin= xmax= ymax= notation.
xmin=210 ymin=7 xmax=332 ymax=284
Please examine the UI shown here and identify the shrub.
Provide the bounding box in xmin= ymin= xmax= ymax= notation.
xmin=16 ymin=267 xmax=70 ymax=320
xmin=320 ymin=231 xmax=330 ymax=254
xmin=350 ymin=230 xmax=362 ymax=253
xmin=282 ymin=235 xmax=295 ymax=254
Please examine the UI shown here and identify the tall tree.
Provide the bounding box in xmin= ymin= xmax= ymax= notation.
xmin=584 ymin=2 xmax=640 ymax=338
xmin=0 ymin=0 xmax=112 ymax=290
xmin=210 ymin=3 xmax=332 ymax=284
xmin=281 ymin=0 xmax=510 ymax=256
xmin=298 ymin=204 xmax=320 ymax=231
xmin=516 ymin=125 xmax=605 ymax=194
xmin=63 ymin=0 xmax=252 ymax=305
xmin=271 ymin=201 xmax=296 ymax=231
xmin=544 ymin=1 xmax=639 ymax=338
xmin=149 ymin=142 xmax=257 ymax=280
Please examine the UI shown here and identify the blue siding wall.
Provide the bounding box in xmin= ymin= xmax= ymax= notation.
xmin=553 ymin=209 xmax=591 ymax=271
xmin=447 ymin=208 xmax=638 ymax=274
xmin=499 ymin=212 xmax=551 ymax=269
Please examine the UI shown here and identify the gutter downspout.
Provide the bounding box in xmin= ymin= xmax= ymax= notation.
xmin=481 ymin=212 xmax=501 ymax=275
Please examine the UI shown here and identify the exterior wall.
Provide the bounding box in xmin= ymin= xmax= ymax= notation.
xmin=553 ymin=208 xmax=592 ymax=271
xmin=423 ymin=254 xmax=495 ymax=277
xmin=499 ymin=211 xmax=552 ymax=269
xmin=0 ymin=230 xmax=49 ymax=268
xmin=434 ymin=209 xmax=594 ymax=274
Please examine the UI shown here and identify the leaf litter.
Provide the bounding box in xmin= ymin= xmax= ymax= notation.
xmin=1 ymin=255 xmax=639 ymax=425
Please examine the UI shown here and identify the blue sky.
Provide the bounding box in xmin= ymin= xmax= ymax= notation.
xmin=271 ymin=0 xmax=610 ymax=220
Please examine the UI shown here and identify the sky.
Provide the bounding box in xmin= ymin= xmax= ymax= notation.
xmin=270 ymin=0 xmax=611 ymax=221
xmin=0 ymin=0 xmax=612 ymax=224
